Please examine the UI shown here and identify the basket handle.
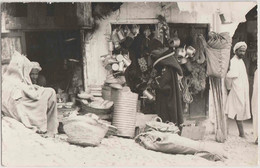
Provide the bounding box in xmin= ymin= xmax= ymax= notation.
xmin=152 ymin=116 xmax=162 ymax=122
xmin=166 ymin=121 xmax=175 ymax=125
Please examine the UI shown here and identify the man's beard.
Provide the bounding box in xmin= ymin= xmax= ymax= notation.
xmin=32 ymin=80 xmax=37 ymax=84
xmin=237 ymin=54 xmax=244 ymax=59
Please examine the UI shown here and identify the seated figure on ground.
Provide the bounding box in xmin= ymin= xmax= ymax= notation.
xmin=2 ymin=51 xmax=59 ymax=138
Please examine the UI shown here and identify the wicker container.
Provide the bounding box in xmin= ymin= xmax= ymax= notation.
xmin=112 ymin=87 xmax=138 ymax=138
xmin=145 ymin=117 xmax=180 ymax=134
xmin=63 ymin=116 xmax=108 ymax=146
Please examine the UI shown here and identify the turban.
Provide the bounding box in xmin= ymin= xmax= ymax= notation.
xmin=233 ymin=41 xmax=247 ymax=53
xmin=31 ymin=62 xmax=42 ymax=71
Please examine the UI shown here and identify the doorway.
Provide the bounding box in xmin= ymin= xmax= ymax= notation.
xmin=168 ymin=23 xmax=210 ymax=119
xmin=25 ymin=30 xmax=83 ymax=94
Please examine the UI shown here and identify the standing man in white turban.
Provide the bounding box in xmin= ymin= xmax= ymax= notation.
xmin=225 ymin=41 xmax=251 ymax=138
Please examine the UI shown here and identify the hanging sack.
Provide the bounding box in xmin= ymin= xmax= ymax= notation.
xmin=199 ymin=33 xmax=232 ymax=78
xmin=205 ymin=47 xmax=231 ymax=78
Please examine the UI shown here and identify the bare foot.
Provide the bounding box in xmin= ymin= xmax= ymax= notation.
xmin=40 ymin=132 xmax=55 ymax=138
xmin=36 ymin=130 xmax=47 ymax=134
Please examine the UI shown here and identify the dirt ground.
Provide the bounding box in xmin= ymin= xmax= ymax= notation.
xmin=2 ymin=116 xmax=258 ymax=167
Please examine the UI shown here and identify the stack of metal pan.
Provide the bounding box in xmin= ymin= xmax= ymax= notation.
xmin=112 ymin=87 xmax=138 ymax=138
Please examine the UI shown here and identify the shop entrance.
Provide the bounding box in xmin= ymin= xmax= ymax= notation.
xmin=110 ymin=23 xmax=210 ymax=118
xmin=169 ymin=23 xmax=210 ymax=119
xmin=25 ymin=31 xmax=83 ymax=96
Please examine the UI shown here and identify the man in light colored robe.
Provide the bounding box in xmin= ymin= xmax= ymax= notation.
xmin=225 ymin=42 xmax=251 ymax=138
xmin=2 ymin=51 xmax=58 ymax=138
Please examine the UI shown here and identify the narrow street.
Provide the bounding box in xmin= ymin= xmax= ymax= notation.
xmin=2 ymin=116 xmax=258 ymax=167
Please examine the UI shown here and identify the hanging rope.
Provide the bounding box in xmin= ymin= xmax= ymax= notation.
xmin=182 ymin=77 xmax=193 ymax=104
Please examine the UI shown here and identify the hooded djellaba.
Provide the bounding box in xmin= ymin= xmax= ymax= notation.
xmin=150 ymin=38 xmax=184 ymax=127
xmin=2 ymin=51 xmax=59 ymax=138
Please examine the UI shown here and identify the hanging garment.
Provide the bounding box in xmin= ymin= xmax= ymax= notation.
xmin=210 ymin=77 xmax=227 ymax=143
xmin=252 ymin=69 xmax=258 ymax=141
xmin=124 ymin=34 xmax=143 ymax=93
xmin=2 ymin=51 xmax=59 ymax=134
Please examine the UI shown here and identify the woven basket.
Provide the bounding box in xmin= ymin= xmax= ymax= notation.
xmin=79 ymin=101 xmax=111 ymax=115
xmin=145 ymin=117 xmax=180 ymax=134
xmin=63 ymin=116 xmax=108 ymax=146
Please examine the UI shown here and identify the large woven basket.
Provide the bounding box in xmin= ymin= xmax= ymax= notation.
xmin=63 ymin=116 xmax=108 ymax=146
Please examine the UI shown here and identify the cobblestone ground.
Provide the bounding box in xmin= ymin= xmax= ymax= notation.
xmin=2 ymin=116 xmax=258 ymax=167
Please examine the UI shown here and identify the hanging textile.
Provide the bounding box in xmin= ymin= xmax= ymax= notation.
xmin=209 ymin=77 xmax=227 ymax=143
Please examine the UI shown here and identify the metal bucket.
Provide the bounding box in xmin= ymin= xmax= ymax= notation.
xmin=186 ymin=46 xmax=196 ymax=58
xmin=117 ymin=29 xmax=126 ymax=42
xmin=112 ymin=87 xmax=138 ymax=138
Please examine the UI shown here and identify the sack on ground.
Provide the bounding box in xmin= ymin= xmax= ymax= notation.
xmin=135 ymin=130 xmax=227 ymax=161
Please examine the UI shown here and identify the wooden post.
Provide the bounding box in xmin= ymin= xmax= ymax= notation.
xmin=54 ymin=3 xmax=66 ymax=26
xmin=80 ymin=30 xmax=92 ymax=92
xmin=27 ymin=3 xmax=40 ymax=26
xmin=76 ymin=2 xmax=93 ymax=28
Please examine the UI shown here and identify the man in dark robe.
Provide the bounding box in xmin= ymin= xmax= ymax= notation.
xmin=150 ymin=44 xmax=184 ymax=127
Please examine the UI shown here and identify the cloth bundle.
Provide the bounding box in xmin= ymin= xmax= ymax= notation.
xmin=135 ymin=130 xmax=227 ymax=162
xmin=200 ymin=32 xmax=232 ymax=78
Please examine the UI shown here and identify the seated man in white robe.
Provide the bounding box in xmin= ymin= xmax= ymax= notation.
xmin=2 ymin=51 xmax=59 ymax=138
